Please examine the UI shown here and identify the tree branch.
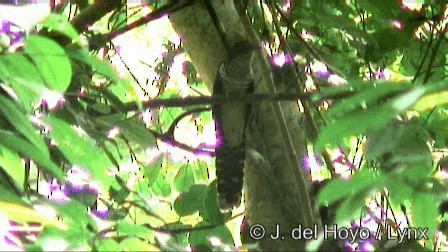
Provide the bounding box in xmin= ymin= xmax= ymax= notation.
xmin=124 ymin=90 xmax=353 ymax=110
xmin=71 ymin=0 xmax=123 ymax=33
xmin=86 ymin=0 xmax=194 ymax=48
xmin=149 ymin=107 xmax=215 ymax=156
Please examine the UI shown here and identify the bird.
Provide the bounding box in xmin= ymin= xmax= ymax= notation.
xmin=212 ymin=41 xmax=257 ymax=209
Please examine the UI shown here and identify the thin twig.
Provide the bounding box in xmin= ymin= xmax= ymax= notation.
xmin=150 ymin=130 xmax=215 ymax=156
xmin=144 ymin=107 xmax=215 ymax=156
xmin=422 ymin=26 xmax=446 ymax=84
xmin=413 ymin=22 xmax=435 ymax=82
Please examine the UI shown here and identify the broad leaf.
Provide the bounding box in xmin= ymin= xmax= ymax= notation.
xmin=40 ymin=14 xmax=79 ymax=41
xmin=334 ymin=193 xmax=366 ymax=225
xmin=174 ymin=164 xmax=195 ymax=193
xmin=326 ymin=81 xmax=411 ymax=119
xmin=116 ymin=221 xmax=154 ymax=238
xmin=318 ymin=169 xmax=381 ymax=206
xmin=117 ymin=119 xmax=156 ymax=149
xmin=0 ymin=144 xmax=24 ymax=192
xmin=0 ymin=54 xmax=47 ymax=110
xmin=0 ymin=130 xmax=63 ymax=179
xmin=25 ymin=35 xmax=72 ymax=92
xmin=45 ymin=116 xmax=114 ymax=187
xmin=411 ymin=193 xmax=439 ymax=242
xmin=316 ymin=106 xmax=394 ymax=151
xmin=0 ymin=95 xmax=48 ymax=156
xmin=66 ymin=47 xmax=119 ymax=81
xmin=144 ymin=156 xmax=164 ymax=187
xmin=0 ymin=201 xmax=67 ymax=230
xmin=151 ymin=173 xmax=171 ymax=197
xmin=119 ymin=238 xmax=159 ymax=251
xmin=173 ymin=184 xmax=207 ymax=216
xmin=200 ymin=181 xmax=229 ymax=224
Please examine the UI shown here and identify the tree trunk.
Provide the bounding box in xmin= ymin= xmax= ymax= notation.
xmin=169 ymin=1 xmax=318 ymax=250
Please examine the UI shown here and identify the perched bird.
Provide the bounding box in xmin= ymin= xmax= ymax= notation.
xmin=212 ymin=41 xmax=257 ymax=209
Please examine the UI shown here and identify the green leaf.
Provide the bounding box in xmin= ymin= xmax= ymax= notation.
xmin=384 ymin=177 xmax=414 ymax=204
xmin=326 ymin=81 xmax=411 ymax=119
xmin=66 ymin=47 xmax=119 ymax=81
xmin=391 ymin=87 xmax=425 ymax=112
xmin=356 ymin=1 xmax=401 ymax=19
xmin=334 ymin=193 xmax=366 ymax=225
xmin=117 ymin=119 xmax=156 ymax=149
xmin=371 ymin=28 xmax=414 ymax=54
xmin=161 ymin=223 xmax=191 ymax=250
xmin=316 ymin=106 xmax=395 ymax=152
xmin=151 ymin=173 xmax=171 ymax=197
xmin=95 ymin=113 xmax=128 ymax=127
xmin=173 ymin=184 xmax=207 ymax=216
xmin=174 ymin=164 xmax=195 ymax=193
xmin=423 ymin=109 xmax=448 ymax=148
xmin=97 ymin=239 xmax=121 ymax=251
xmin=25 ymin=35 xmax=72 ymax=93
xmin=411 ymin=193 xmax=438 ymax=242
xmin=403 ymin=164 xmax=433 ymax=185
xmin=46 ymin=200 xmax=92 ymax=233
xmin=317 ymin=169 xmax=381 ymax=206
xmin=189 ymin=222 xmax=234 ymax=248
xmin=0 ymin=183 xmax=24 ymax=204
xmin=0 ymin=144 xmax=24 ymax=191
xmin=414 ymin=90 xmax=448 ymax=112
xmin=116 ymin=221 xmax=153 ymax=238
xmin=0 ymin=54 xmax=47 ymax=110
xmin=119 ymin=238 xmax=159 ymax=251
xmin=40 ymin=14 xmax=79 ymax=41
xmin=193 ymin=161 xmax=210 ymax=182
xmin=109 ymin=178 xmax=130 ymax=204
xmin=91 ymin=102 xmax=112 ymax=114
xmin=200 ymin=181 xmax=229 ymax=224
xmin=0 ymin=95 xmax=48 ymax=157
xmin=45 ymin=116 xmax=114 ymax=187
xmin=401 ymin=43 xmax=422 ymax=75
xmin=311 ymin=85 xmax=354 ymax=103
xmin=0 ymin=201 xmax=67 ymax=230
xmin=109 ymin=6 xmax=127 ymax=30
xmin=159 ymin=106 xmax=184 ymax=132
xmin=365 ymin=122 xmax=429 ymax=161
xmin=122 ymin=121 xmax=156 ymax=147
xmin=0 ymin=130 xmax=63 ymax=179
xmin=144 ymin=157 xmax=164 ymax=187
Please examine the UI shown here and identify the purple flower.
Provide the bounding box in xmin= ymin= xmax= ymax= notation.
xmin=1 ymin=21 xmax=11 ymax=34
xmin=63 ymin=183 xmax=98 ymax=207
xmin=63 ymin=183 xmax=99 ymax=197
xmin=46 ymin=179 xmax=71 ymax=204
xmin=0 ymin=20 xmax=25 ymax=48
xmin=45 ymin=168 xmax=99 ymax=206
xmin=91 ymin=210 xmax=110 ymax=220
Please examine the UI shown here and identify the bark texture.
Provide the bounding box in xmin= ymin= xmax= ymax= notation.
xmin=169 ymin=1 xmax=318 ymax=250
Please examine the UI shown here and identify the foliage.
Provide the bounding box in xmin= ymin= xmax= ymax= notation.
xmin=1 ymin=1 xmax=448 ymax=251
